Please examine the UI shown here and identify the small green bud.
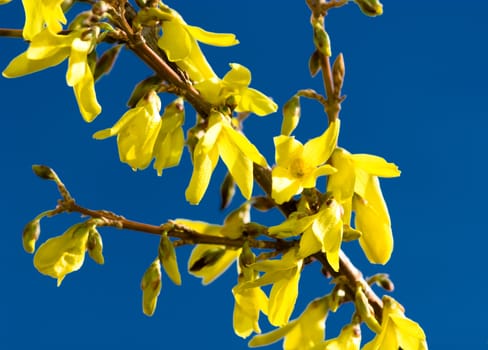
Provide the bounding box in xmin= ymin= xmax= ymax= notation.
xmin=32 ymin=164 xmax=57 ymax=180
xmin=189 ymin=248 xmax=226 ymax=272
xmin=313 ymin=22 xmax=331 ymax=57
xmin=141 ymin=258 xmax=162 ymax=316
xmin=94 ymin=45 xmax=122 ymax=81
xmin=220 ymin=172 xmax=236 ymax=210
xmin=354 ymin=285 xmax=381 ymax=333
xmin=87 ymin=228 xmax=104 ymax=265
xmin=367 ymin=273 xmax=394 ymax=292
xmin=281 ymin=95 xmax=300 ymax=136
xmin=158 ymin=234 xmax=181 ymax=286
xmin=353 ymin=0 xmax=383 ymax=17
xmin=308 ymin=50 xmax=321 ymax=77
xmin=22 ymin=218 xmax=40 ymax=253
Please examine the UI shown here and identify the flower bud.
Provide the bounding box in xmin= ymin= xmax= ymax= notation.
xmin=353 ymin=0 xmax=383 ymax=17
xmin=332 ymin=53 xmax=345 ymax=94
xmin=32 ymin=164 xmax=57 ymax=180
xmin=126 ymin=76 xmax=163 ymax=108
xmin=220 ymin=172 xmax=235 ymax=210
xmin=22 ymin=218 xmax=41 ymax=253
xmin=94 ymin=45 xmax=122 ymax=81
xmin=87 ymin=227 xmax=104 ymax=265
xmin=158 ymin=234 xmax=181 ymax=285
xmin=354 ymin=285 xmax=381 ymax=333
xmin=141 ymin=258 xmax=162 ymax=316
xmin=33 ymin=223 xmax=90 ymax=286
xmin=313 ymin=22 xmax=331 ymax=57
xmin=281 ymin=95 xmax=300 ymax=136
xmin=308 ymin=50 xmax=321 ymax=77
xmin=251 ymin=196 xmax=275 ymax=211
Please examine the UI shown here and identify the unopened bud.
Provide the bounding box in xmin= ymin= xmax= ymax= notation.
xmin=251 ymin=196 xmax=275 ymax=211
xmin=367 ymin=273 xmax=394 ymax=292
xmin=308 ymin=50 xmax=321 ymax=77
xmin=313 ymin=22 xmax=331 ymax=57
xmin=94 ymin=45 xmax=122 ymax=81
xmin=87 ymin=228 xmax=104 ymax=265
xmin=355 ymin=285 xmax=381 ymax=333
xmin=220 ymin=172 xmax=235 ymax=210
xmin=141 ymin=258 xmax=162 ymax=316
xmin=281 ymin=95 xmax=300 ymax=136
xmin=353 ymin=0 xmax=383 ymax=17
xmin=127 ymin=76 xmax=163 ymax=108
xmin=332 ymin=53 xmax=345 ymax=94
xmin=32 ymin=165 xmax=57 ymax=180
xmin=22 ymin=218 xmax=41 ymax=253
xmin=158 ymin=234 xmax=181 ymax=285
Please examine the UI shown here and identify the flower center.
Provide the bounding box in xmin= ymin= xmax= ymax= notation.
xmin=290 ymin=158 xmax=306 ymax=178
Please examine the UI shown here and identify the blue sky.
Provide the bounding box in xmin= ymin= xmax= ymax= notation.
xmin=0 ymin=1 xmax=487 ymax=349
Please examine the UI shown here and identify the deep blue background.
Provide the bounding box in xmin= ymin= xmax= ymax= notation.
xmin=1 ymin=1 xmax=487 ymax=349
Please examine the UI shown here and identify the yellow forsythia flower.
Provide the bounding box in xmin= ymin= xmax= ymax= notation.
xmin=233 ymin=285 xmax=269 ymax=338
xmin=141 ymin=258 xmax=162 ymax=317
xmin=362 ymin=296 xmax=428 ymax=350
xmin=93 ymin=91 xmax=162 ymax=171
xmin=3 ymin=28 xmax=101 ymax=122
xmin=243 ymin=249 xmax=303 ymax=327
xmin=268 ymin=198 xmax=343 ymax=271
xmin=152 ymin=98 xmax=185 ymax=176
xmin=176 ymin=219 xmax=242 ymax=285
xmin=271 ymin=120 xmax=340 ymax=204
xmin=195 ymin=63 xmax=278 ymax=116
xmin=232 ymin=245 xmax=268 ymax=338
xmin=249 ymin=296 xmax=329 ymax=349
xmin=326 ymin=147 xmax=400 ymax=264
xmin=185 ymin=111 xmax=268 ymax=204
xmin=21 ymin=0 xmax=66 ymax=40
xmin=157 ymin=7 xmax=238 ymax=83
xmin=33 ymin=222 xmax=91 ymax=286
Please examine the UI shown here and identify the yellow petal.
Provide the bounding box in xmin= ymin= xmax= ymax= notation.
xmin=302 ymin=119 xmax=340 ymax=166
xmin=233 ymin=286 xmax=268 ymax=338
xmin=326 ymin=147 xmax=356 ymax=202
xmin=271 ymin=166 xmax=302 ymax=204
xmin=268 ymin=260 xmax=302 ymax=326
xmin=185 ymin=144 xmax=219 ymax=204
xmin=237 ymin=87 xmax=278 ymax=116
xmin=351 ymin=153 xmax=401 ymax=178
xmin=186 ymin=24 xmax=239 ymax=46
xmin=158 ymin=20 xmax=192 ymax=61
xmin=223 ymin=63 xmax=251 ymax=87
xmin=354 ymin=176 xmax=393 ymax=264
xmin=72 ymin=65 xmax=101 ymax=123
xmin=2 ymin=50 xmax=69 ymax=78
xmin=274 ymin=135 xmax=303 ymax=167
xmin=218 ymin=131 xmax=254 ymax=200
xmin=222 ymin=122 xmax=268 ymax=167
